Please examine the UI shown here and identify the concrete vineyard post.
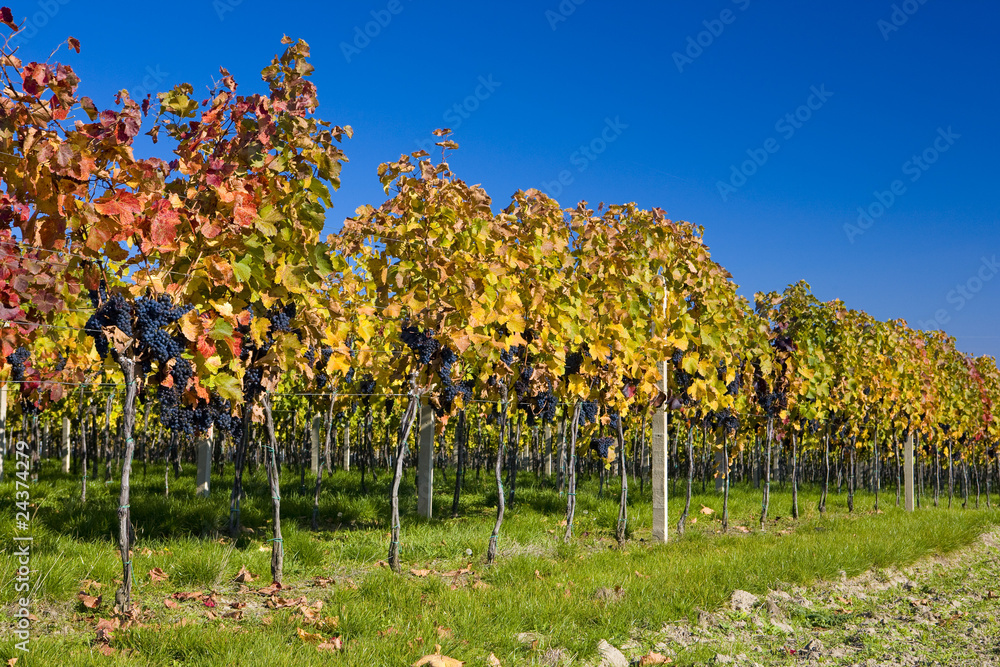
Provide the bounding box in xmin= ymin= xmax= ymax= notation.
xmin=62 ymin=416 xmax=71 ymax=474
xmin=196 ymin=426 xmax=214 ymax=498
xmin=904 ymin=431 xmax=914 ymax=512
xmin=651 ymin=360 xmax=669 ymax=543
xmin=311 ymin=414 xmax=321 ymax=475
xmin=417 ymin=397 xmax=435 ymax=518
xmin=544 ymin=422 xmax=553 ymax=477
xmin=715 ymin=445 xmax=726 ymax=493
xmin=342 ymin=419 xmax=350 ymax=471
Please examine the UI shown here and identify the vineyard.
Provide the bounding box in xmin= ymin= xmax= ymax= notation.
xmin=2 ymin=16 xmax=1000 ymax=667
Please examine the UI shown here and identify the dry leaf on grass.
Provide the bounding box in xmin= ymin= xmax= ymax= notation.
xmin=171 ymin=591 xmax=204 ymax=601
xmin=77 ymin=592 xmax=101 ymax=609
xmin=234 ymin=566 xmax=255 ymax=583
xmin=699 ymin=505 xmax=714 ymax=515
xmin=163 ymin=598 xmax=179 ymax=609
xmin=410 ymin=568 xmax=432 ymax=577
xmin=487 ymin=653 xmax=501 ymax=666
xmin=639 ymin=651 xmax=672 ymax=665
xmin=317 ymin=637 xmax=343 ymax=652
xmin=412 ymin=645 xmax=464 ymax=667
xmin=148 ymin=567 xmax=168 ymax=583
xmin=257 ymin=582 xmax=282 ymax=596
xmin=297 ymin=627 xmax=325 ymax=643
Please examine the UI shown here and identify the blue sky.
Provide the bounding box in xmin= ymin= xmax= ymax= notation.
xmin=12 ymin=0 xmax=1000 ymax=358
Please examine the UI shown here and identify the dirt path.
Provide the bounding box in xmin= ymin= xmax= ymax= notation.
xmin=605 ymin=529 xmax=1000 ymax=666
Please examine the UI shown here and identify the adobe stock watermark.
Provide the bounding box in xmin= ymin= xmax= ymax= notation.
xmin=540 ymin=117 xmax=628 ymax=199
xmin=414 ymin=75 xmax=501 ymax=154
xmin=13 ymin=439 xmax=33 ymax=653
xmin=878 ymin=0 xmax=931 ymax=41
xmin=213 ymin=0 xmax=242 ymax=21
xmin=918 ymin=254 xmax=1000 ymax=331
xmin=8 ymin=0 xmax=71 ymax=48
xmin=545 ymin=0 xmax=586 ymax=30
xmin=129 ymin=65 xmax=169 ymax=105
xmin=672 ymin=0 xmax=751 ymax=73
xmin=340 ymin=0 xmax=413 ymax=63
xmin=716 ymin=84 xmax=833 ymax=202
xmin=843 ymin=126 xmax=959 ymax=244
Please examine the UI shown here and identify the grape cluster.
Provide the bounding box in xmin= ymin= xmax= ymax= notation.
xmin=671 ymin=350 xmax=695 ymax=406
xmin=708 ymin=408 xmax=739 ymax=433
xmin=84 ymin=294 xmax=133 ymax=359
xmin=359 ymin=374 xmax=377 ymax=406
xmin=581 ymin=400 xmax=599 ymax=425
xmin=314 ymin=346 xmax=333 ymax=388
xmin=608 ymin=410 xmax=621 ymax=433
xmin=6 ymin=347 xmax=29 ymax=382
xmin=590 ymin=436 xmax=614 ymax=459
xmin=564 ymin=351 xmax=583 ymax=377
xmin=400 ymin=326 xmax=439 ymax=365
xmin=54 ymin=352 xmax=66 ymax=372
xmin=435 ymin=346 xmax=472 ymax=416
xmin=534 ymin=387 xmax=558 ymax=424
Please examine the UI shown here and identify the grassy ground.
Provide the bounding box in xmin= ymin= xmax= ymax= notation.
xmin=1 ymin=460 xmax=998 ymax=665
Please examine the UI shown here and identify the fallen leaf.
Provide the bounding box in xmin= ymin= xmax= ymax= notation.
xmin=436 ymin=625 xmax=453 ymax=639
xmin=148 ymin=567 xmax=168 ymax=583
xmin=317 ymin=637 xmax=343 ymax=651
xmin=634 ymin=571 xmax=649 ymax=578
xmin=7 ymin=659 xmax=17 ymax=667
xmin=163 ymin=598 xmax=179 ymax=609
xmin=313 ymin=576 xmax=334 ymax=587
xmin=699 ymin=505 xmax=714 ymax=515
xmin=77 ymin=592 xmax=102 ymax=609
xmin=97 ymin=645 xmax=116 ymax=657
xmin=733 ymin=526 xmax=750 ymax=533
xmin=487 ymin=654 xmax=501 ymax=667
xmin=234 ymin=566 xmax=255 ymax=583
xmin=378 ymin=627 xmax=398 ymax=637
xmin=141 ymin=548 xmax=153 ymax=556
xmin=410 ymin=568 xmax=432 ymax=577
xmin=535 ymin=570 xmax=542 ymax=580
xmin=690 ymin=518 xmax=697 ymax=524
xmin=257 ymin=582 xmax=282 ymax=596
xmin=412 ymin=648 xmax=464 ymax=667
xmin=171 ymin=591 xmax=204 ymax=601
xmin=639 ymin=651 xmax=672 ymax=665
xmin=205 ymin=610 xmax=218 ymax=620
xmin=297 ymin=627 xmax=325 ymax=643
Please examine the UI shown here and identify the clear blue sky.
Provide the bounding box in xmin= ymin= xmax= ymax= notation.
xmin=13 ymin=0 xmax=1000 ymax=358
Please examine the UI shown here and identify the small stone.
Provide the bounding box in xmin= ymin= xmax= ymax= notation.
xmin=713 ymin=654 xmax=733 ymax=664
xmin=771 ymin=620 xmax=794 ymax=634
xmin=465 ymin=548 xmax=473 ymax=556
xmin=766 ymin=599 xmax=783 ymax=618
xmin=697 ymin=610 xmax=716 ymax=629
xmin=730 ymin=589 xmax=759 ymax=613
xmin=596 ymin=639 xmax=628 ymax=667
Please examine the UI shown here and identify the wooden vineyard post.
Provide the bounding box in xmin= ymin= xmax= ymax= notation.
xmin=311 ymin=414 xmax=322 ymax=475
xmin=417 ymin=397 xmax=435 ymax=519
xmin=651 ymin=359 xmax=669 ymax=543
xmin=904 ymin=431 xmax=915 ymax=512
xmin=196 ymin=425 xmax=214 ymax=498
xmin=62 ymin=416 xmax=71 ymax=474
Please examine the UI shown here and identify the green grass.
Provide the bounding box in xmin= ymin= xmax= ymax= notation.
xmin=1 ymin=460 xmax=998 ymax=666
